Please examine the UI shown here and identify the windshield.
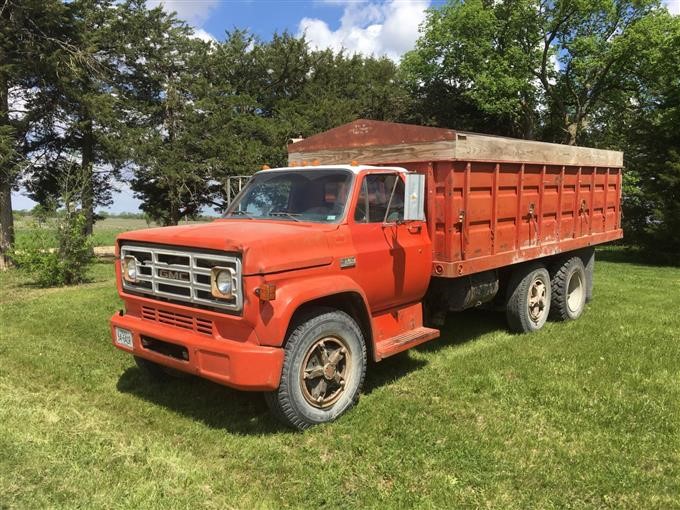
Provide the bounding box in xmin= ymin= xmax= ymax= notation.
xmin=225 ymin=169 xmax=353 ymax=223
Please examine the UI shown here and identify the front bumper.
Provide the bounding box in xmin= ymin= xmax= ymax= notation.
xmin=110 ymin=312 xmax=284 ymax=391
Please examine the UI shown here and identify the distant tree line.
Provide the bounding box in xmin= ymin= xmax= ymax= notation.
xmin=1 ymin=0 xmax=678 ymax=268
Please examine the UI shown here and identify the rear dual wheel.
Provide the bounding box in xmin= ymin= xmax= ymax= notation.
xmin=549 ymin=257 xmax=587 ymax=321
xmin=505 ymin=256 xmax=589 ymax=333
xmin=505 ymin=263 xmax=551 ymax=333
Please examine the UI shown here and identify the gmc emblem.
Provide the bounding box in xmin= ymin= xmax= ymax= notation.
xmin=158 ymin=269 xmax=190 ymax=282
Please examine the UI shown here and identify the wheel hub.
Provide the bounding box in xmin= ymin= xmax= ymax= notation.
xmin=323 ymin=364 xmax=336 ymax=380
xmin=528 ymin=279 xmax=547 ymax=323
xmin=300 ymin=337 xmax=350 ymax=408
xmin=567 ymin=271 xmax=584 ymax=313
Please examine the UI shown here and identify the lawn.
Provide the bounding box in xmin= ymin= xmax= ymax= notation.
xmin=14 ymin=216 xmax=208 ymax=247
xmin=0 ymin=250 xmax=678 ymax=508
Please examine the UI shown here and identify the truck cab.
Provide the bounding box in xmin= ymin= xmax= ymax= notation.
xmin=111 ymin=164 xmax=437 ymax=429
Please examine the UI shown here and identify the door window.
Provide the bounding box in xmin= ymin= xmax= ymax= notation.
xmin=354 ymin=174 xmax=404 ymax=223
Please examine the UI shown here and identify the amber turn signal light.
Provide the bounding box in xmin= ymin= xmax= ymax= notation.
xmin=255 ymin=283 xmax=276 ymax=301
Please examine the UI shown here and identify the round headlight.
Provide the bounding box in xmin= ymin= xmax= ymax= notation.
xmin=124 ymin=257 xmax=137 ymax=282
xmin=215 ymin=270 xmax=232 ymax=295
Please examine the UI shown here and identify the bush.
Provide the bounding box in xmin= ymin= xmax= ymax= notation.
xmin=12 ymin=212 xmax=94 ymax=287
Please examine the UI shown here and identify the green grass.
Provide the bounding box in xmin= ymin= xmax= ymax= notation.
xmin=14 ymin=216 xmax=208 ymax=247
xmin=1 ymin=251 xmax=678 ymax=508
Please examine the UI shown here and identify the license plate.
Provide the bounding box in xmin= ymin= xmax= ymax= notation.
xmin=115 ymin=327 xmax=134 ymax=349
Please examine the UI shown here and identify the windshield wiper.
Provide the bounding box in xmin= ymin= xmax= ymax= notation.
xmin=227 ymin=210 xmax=254 ymax=219
xmin=269 ymin=211 xmax=301 ymax=222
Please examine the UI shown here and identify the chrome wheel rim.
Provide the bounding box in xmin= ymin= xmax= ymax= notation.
xmin=300 ymin=336 xmax=351 ymax=409
xmin=528 ymin=277 xmax=548 ymax=323
xmin=567 ymin=271 xmax=584 ymax=314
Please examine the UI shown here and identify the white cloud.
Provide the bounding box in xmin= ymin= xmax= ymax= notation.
xmin=299 ymin=0 xmax=430 ymax=61
xmin=665 ymin=0 xmax=680 ymax=15
xmin=191 ymin=27 xmax=217 ymax=43
xmin=146 ymin=0 xmax=219 ymax=26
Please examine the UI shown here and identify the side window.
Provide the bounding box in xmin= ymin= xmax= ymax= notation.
xmin=354 ymin=174 xmax=404 ymax=223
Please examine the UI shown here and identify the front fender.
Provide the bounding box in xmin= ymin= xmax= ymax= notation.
xmin=251 ymin=274 xmax=371 ymax=347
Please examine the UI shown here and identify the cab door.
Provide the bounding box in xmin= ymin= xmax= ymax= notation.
xmin=347 ymin=171 xmax=431 ymax=312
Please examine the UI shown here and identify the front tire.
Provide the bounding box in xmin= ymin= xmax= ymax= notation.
xmin=505 ymin=263 xmax=551 ymax=333
xmin=265 ymin=309 xmax=367 ymax=430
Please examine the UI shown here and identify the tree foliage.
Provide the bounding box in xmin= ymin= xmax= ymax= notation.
xmin=126 ymin=29 xmax=410 ymax=223
xmin=2 ymin=0 xmax=679 ymax=260
xmin=404 ymin=0 xmax=680 ymax=254
xmin=403 ymin=0 xmax=662 ymax=144
xmin=0 ymin=0 xmax=72 ymax=267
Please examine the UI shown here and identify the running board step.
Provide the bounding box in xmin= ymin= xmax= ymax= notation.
xmin=374 ymin=327 xmax=440 ymax=360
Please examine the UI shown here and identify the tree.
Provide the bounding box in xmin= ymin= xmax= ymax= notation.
xmin=126 ymin=29 xmax=413 ymax=220
xmin=23 ymin=0 xmax=154 ymax=235
xmin=122 ymin=7 xmax=219 ymax=225
xmin=0 ymin=0 xmax=70 ymax=268
xmin=402 ymin=0 xmax=662 ymax=144
xmin=596 ymin=10 xmax=680 ymax=253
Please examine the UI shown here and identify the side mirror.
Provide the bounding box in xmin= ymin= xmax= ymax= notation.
xmin=403 ymin=173 xmax=425 ymax=221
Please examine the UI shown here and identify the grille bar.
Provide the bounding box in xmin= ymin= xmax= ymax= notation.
xmin=141 ymin=305 xmax=214 ymax=335
xmin=121 ymin=244 xmax=242 ymax=312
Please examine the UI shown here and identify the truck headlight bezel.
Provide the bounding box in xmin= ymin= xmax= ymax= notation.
xmin=122 ymin=255 xmax=137 ymax=283
xmin=211 ymin=267 xmax=236 ymax=299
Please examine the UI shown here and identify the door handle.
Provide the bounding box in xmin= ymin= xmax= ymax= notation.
xmin=407 ymin=224 xmax=421 ymax=234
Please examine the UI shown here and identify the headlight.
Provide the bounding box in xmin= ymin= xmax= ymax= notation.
xmin=216 ymin=271 xmax=232 ymax=294
xmin=123 ymin=256 xmax=137 ymax=283
xmin=211 ymin=267 xmax=235 ymax=298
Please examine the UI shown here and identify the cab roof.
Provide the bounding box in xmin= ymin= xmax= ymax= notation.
xmin=260 ymin=164 xmax=408 ymax=175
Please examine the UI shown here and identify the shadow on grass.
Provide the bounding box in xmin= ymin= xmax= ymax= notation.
xmin=116 ymin=308 xmax=508 ymax=433
xmin=419 ymin=308 xmax=508 ymax=353
xmin=116 ymin=367 xmax=285 ymax=434
xmin=364 ymin=308 xmax=507 ymax=393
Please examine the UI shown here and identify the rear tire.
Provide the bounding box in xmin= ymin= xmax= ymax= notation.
xmin=549 ymin=256 xmax=587 ymax=321
xmin=505 ymin=263 xmax=551 ymax=333
xmin=265 ymin=309 xmax=367 ymax=430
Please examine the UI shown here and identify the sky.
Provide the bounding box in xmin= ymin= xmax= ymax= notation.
xmin=12 ymin=0 xmax=680 ymax=213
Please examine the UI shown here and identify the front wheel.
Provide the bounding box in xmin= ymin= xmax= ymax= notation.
xmin=265 ymin=309 xmax=367 ymax=430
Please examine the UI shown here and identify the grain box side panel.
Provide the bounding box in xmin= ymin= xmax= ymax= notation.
xmin=464 ymin=162 xmax=495 ymax=259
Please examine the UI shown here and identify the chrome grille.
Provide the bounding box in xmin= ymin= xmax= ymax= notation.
xmin=120 ymin=244 xmax=242 ymax=312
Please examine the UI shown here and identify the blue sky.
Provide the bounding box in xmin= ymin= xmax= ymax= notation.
xmin=12 ymin=0 xmax=680 ymax=213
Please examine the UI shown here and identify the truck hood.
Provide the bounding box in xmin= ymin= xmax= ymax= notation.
xmin=117 ymin=219 xmax=336 ymax=275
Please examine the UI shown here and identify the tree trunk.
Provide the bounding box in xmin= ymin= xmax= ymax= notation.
xmin=169 ymin=202 xmax=180 ymax=226
xmin=565 ymin=122 xmax=579 ymax=146
xmin=564 ymin=109 xmax=584 ymax=146
xmin=81 ymin=117 xmax=95 ymax=236
xmin=0 ymin=74 xmax=15 ymax=270
xmin=0 ymin=176 xmax=14 ymax=271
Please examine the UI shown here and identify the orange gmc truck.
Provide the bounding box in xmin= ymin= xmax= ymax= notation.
xmin=111 ymin=120 xmax=623 ymax=429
